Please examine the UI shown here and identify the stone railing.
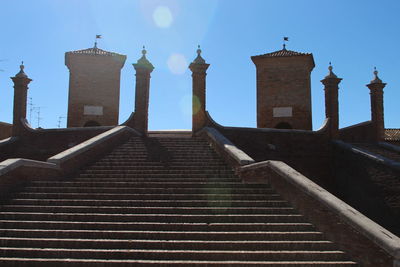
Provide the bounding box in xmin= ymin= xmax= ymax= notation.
xmin=196 ymin=127 xmax=254 ymax=169
xmin=202 ymin=126 xmax=400 ymax=266
xmin=0 ymin=126 xmax=139 ymax=200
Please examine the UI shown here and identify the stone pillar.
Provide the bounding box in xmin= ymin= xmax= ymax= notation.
xmin=11 ymin=63 xmax=32 ymax=136
xmin=321 ymin=64 xmax=342 ymax=139
xmin=189 ymin=46 xmax=210 ymax=133
xmin=367 ymin=68 xmax=386 ymax=142
xmin=133 ymin=47 xmax=154 ymax=136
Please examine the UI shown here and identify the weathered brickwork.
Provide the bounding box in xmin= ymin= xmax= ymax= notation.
xmin=0 ymin=122 xmax=12 ymax=140
xmin=333 ymin=143 xmax=400 ymax=236
xmin=65 ymin=47 xmax=126 ymax=127
xmin=252 ymin=50 xmax=314 ymax=130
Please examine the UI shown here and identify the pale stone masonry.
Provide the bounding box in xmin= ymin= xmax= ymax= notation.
xmin=65 ymin=45 xmax=126 ymax=127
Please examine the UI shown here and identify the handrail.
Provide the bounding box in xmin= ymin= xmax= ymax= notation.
xmin=334 ymin=140 xmax=400 ymax=171
xmin=197 ymin=127 xmax=254 ymax=167
xmin=240 ymin=160 xmax=400 ymax=266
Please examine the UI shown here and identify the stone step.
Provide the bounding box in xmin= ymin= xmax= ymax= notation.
xmin=77 ymin=173 xmax=236 ymax=178
xmin=0 ymin=247 xmax=350 ymax=261
xmin=0 ymin=237 xmax=337 ymax=251
xmin=106 ymin=151 xmax=218 ymax=157
xmin=90 ymin=161 xmax=229 ymax=167
xmin=28 ymin=181 xmax=248 ymax=188
xmin=94 ymin=160 xmax=227 ymax=165
xmin=20 ymin=187 xmax=273 ymax=195
xmin=100 ymin=156 xmax=225 ymax=161
xmin=0 ymin=258 xmax=359 ymax=266
xmin=14 ymin=192 xmax=282 ymax=201
xmin=0 ymin=213 xmax=307 ymax=223
xmin=0 ymin=206 xmax=295 ymax=215
xmin=0 ymin=135 xmax=357 ymax=265
xmin=87 ymin=165 xmax=233 ymax=170
xmin=0 ymin=220 xmax=313 ymax=231
xmin=7 ymin=199 xmax=283 ymax=208
xmin=69 ymin=178 xmax=242 ymax=183
xmin=80 ymin=170 xmax=235 ymax=175
xmin=0 ymin=229 xmax=323 ymax=241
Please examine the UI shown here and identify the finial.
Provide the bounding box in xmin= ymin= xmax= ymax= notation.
xmin=283 ymin=43 xmax=286 ymax=50
xmin=134 ymin=45 xmax=154 ymax=70
xmin=371 ymin=66 xmax=382 ymax=84
xmin=192 ymin=45 xmax=206 ymax=64
xmin=325 ymin=62 xmax=337 ymax=78
xmin=15 ymin=61 xmax=28 ymax=78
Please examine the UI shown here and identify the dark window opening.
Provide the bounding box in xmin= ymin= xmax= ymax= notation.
xmin=84 ymin=120 xmax=101 ymax=127
xmin=275 ymin=122 xmax=292 ymax=129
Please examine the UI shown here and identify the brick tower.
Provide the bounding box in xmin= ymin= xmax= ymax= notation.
xmin=65 ymin=44 xmax=126 ymax=127
xmin=251 ymin=46 xmax=315 ymax=130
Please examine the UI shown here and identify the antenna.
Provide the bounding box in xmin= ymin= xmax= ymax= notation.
xmin=28 ymin=97 xmax=34 ymax=124
xmin=57 ymin=116 xmax=66 ymax=128
xmin=36 ymin=107 xmax=41 ymax=128
xmin=32 ymin=106 xmax=42 ymax=128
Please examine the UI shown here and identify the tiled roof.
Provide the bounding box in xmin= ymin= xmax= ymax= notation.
xmin=252 ymin=48 xmax=312 ymax=58
xmin=66 ymin=47 xmax=125 ymax=57
xmin=385 ymin=128 xmax=400 ymax=141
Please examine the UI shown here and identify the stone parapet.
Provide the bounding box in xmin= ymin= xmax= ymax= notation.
xmin=240 ymin=160 xmax=399 ymax=267
xmin=196 ymin=127 xmax=254 ymax=169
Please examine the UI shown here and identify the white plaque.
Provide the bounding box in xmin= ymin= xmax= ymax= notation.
xmin=273 ymin=107 xmax=292 ymax=118
xmin=84 ymin=105 xmax=103 ymax=116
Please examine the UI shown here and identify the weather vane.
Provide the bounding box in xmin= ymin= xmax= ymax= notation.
xmin=94 ymin=35 xmax=102 ymax=48
xmin=283 ymin=37 xmax=289 ymax=50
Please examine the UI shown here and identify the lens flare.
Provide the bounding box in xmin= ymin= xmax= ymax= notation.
xmin=167 ymin=53 xmax=187 ymax=75
xmin=153 ymin=6 xmax=173 ymax=28
xmin=192 ymin=95 xmax=201 ymax=115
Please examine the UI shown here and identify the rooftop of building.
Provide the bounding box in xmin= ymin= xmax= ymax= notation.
xmin=385 ymin=128 xmax=400 ymax=141
xmin=252 ymin=46 xmax=313 ymax=59
xmin=66 ymin=46 xmax=126 ymax=58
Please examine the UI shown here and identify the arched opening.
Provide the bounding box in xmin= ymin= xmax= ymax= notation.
xmin=275 ymin=122 xmax=292 ymax=129
xmin=83 ymin=120 xmax=101 ymax=127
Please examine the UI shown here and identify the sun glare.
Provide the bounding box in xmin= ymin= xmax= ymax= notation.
xmin=167 ymin=53 xmax=187 ymax=75
xmin=153 ymin=6 xmax=173 ymax=28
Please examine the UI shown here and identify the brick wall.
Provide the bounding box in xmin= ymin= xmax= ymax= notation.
xmin=0 ymin=126 xmax=111 ymax=162
xmin=0 ymin=122 xmax=12 ymax=140
xmin=339 ymin=121 xmax=374 ymax=143
xmin=253 ymin=55 xmax=314 ymax=130
xmin=332 ymin=142 xmax=400 ymax=236
xmin=65 ymin=52 xmax=125 ymax=127
xmin=205 ymin=114 xmax=333 ymax=189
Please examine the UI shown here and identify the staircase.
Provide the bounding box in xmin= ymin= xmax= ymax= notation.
xmin=0 ymin=134 xmax=358 ymax=266
xmin=352 ymin=143 xmax=400 ymax=162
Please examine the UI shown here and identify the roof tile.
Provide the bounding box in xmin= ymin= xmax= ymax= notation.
xmin=252 ymin=49 xmax=312 ymax=58
xmin=385 ymin=128 xmax=400 ymax=141
xmin=66 ymin=47 xmax=125 ymax=57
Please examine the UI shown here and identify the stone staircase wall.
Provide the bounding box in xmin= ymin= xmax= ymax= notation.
xmin=333 ymin=141 xmax=400 ymax=236
xmin=0 ymin=134 xmax=359 ymax=266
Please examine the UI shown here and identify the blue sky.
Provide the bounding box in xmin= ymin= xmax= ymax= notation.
xmin=0 ymin=0 xmax=399 ymax=130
